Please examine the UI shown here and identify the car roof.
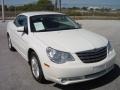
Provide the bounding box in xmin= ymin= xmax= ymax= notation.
xmin=20 ymin=11 xmax=64 ymax=17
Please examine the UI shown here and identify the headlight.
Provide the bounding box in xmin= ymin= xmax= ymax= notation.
xmin=46 ymin=47 xmax=75 ymax=64
xmin=107 ymin=41 xmax=113 ymax=53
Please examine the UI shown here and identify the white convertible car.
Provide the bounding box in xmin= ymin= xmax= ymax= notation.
xmin=7 ymin=11 xmax=116 ymax=85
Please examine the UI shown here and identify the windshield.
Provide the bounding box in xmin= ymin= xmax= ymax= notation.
xmin=30 ymin=14 xmax=80 ymax=32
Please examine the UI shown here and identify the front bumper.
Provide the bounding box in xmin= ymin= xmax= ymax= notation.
xmin=44 ymin=50 xmax=116 ymax=85
xmin=55 ymin=64 xmax=114 ymax=85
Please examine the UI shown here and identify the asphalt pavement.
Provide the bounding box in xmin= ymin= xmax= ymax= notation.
xmin=0 ymin=20 xmax=120 ymax=90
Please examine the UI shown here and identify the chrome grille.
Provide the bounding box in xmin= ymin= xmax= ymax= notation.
xmin=76 ymin=46 xmax=107 ymax=63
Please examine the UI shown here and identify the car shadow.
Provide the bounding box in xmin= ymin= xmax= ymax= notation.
xmin=54 ymin=64 xmax=120 ymax=90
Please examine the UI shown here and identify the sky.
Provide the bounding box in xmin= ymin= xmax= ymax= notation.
xmin=1 ymin=0 xmax=120 ymax=9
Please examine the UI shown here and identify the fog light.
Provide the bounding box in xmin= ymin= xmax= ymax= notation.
xmin=61 ymin=76 xmax=85 ymax=83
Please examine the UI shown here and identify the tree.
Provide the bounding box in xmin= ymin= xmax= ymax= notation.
xmin=9 ymin=6 xmax=15 ymax=11
xmin=4 ymin=5 xmax=8 ymax=11
xmin=0 ymin=5 xmax=1 ymax=10
xmin=71 ymin=7 xmax=80 ymax=10
xmin=36 ymin=0 xmax=54 ymax=11
xmin=81 ymin=7 xmax=88 ymax=11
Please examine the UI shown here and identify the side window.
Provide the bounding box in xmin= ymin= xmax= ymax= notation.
xmin=14 ymin=15 xmax=28 ymax=27
xmin=14 ymin=16 xmax=20 ymax=27
xmin=14 ymin=15 xmax=28 ymax=34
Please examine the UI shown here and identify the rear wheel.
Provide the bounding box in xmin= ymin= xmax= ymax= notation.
xmin=7 ymin=35 xmax=16 ymax=51
xmin=30 ymin=52 xmax=46 ymax=83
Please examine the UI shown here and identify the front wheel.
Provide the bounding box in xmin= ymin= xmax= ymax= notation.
xmin=30 ymin=52 xmax=46 ymax=83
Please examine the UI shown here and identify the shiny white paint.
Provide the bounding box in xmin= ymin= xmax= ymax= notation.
xmin=34 ymin=29 xmax=108 ymax=53
xmin=7 ymin=11 xmax=116 ymax=85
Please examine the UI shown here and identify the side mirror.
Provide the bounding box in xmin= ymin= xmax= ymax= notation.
xmin=17 ymin=26 xmax=24 ymax=32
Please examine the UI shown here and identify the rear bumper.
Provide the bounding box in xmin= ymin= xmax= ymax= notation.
xmin=44 ymin=50 xmax=116 ymax=85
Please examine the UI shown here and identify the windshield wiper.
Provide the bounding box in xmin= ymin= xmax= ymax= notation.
xmin=60 ymin=27 xmax=79 ymax=30
xmin=34 ymin=29 xmax=47 ymax=32
xmin=34 ymin=27 xmax=80 ymax=32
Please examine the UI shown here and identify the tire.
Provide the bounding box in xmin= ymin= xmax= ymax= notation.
xmin=30 ymin=51 xmax=46 ymax=83
xmin=7 ymin=35 xmax=16 ymax=51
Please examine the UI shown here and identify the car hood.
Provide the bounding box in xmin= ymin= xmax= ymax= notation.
xmin=34 ymin=29 xmax=108 ymax=53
